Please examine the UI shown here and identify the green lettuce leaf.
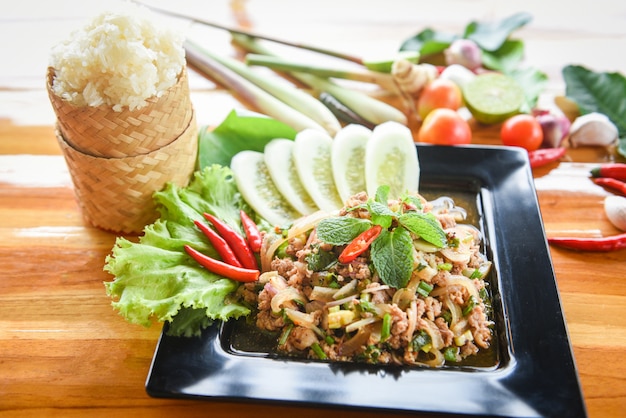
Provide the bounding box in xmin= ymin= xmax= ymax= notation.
xmin=562 ymin=65 xmax=626 ymax=157
xmin=198 ymin=109 xmax=297 ymax=168
xmin=104 ymin=165 xmax=251 ymax=336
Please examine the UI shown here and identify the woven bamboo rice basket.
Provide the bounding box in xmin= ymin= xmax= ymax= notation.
xmin=55 ymin=111 xmax=198 ymax=234
xmin=47 ymin=66 xmax=193 ymax=158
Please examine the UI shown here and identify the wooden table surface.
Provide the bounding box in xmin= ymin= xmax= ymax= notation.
xmin=1 ymin=1 xmax=625 ymax=417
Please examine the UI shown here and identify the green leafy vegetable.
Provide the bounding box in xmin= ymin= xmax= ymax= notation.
xmin=371 ymin=227 xmax=414 ymax=289
xmin=104 ymin=165 xmax=251 ymax=337
xmin=315 ymin=217 xmax=372 ymax=245
xmin=463 ymin=12 xmax=533 ymax=52
xmin=562 ymin=65 xmax=626 ymax=157
xmin=398 ymin=212 xmax=447 ymax=247
xmin=198 ymin=109 xmax=297 ymax=168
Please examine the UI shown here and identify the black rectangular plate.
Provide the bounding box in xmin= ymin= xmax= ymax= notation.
xmin=145 ymin=144 xmax=587 ymax=418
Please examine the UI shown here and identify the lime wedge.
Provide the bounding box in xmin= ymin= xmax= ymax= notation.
xmin=365 ymin=121 xmax=420 ymax=199
xmin=231 ymin=150 xmax=301 ymax=226
xmin=293 ymin=129 xmax=344 ymax=211
xmin=331 ymin=124 xmax=372 ymax=201
xmin=264 ymin=138 xmax=318 ymax=216
xmin=462 ymin=73 xmax=525 ymax=124
xmin=363 ymin=50 xmax=420 ymax=73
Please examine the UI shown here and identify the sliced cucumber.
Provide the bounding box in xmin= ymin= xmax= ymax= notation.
xmin=331 ymin=124 xmax=372 ymax=201
xmin=293 ymin=129 xmax=344 ymax=212
xmin=264 ymin=138 xmax=319 ymax=216
xmin=365 ymin=121 xmax=420 ymax=199
xmin=231 ymin=150 xmax=301 ymax=226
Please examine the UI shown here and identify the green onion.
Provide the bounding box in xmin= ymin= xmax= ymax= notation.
xmin=462 ymin=295 xmax=477 ymax=316
xmin=469 ymin=268 xmax=483 ymax=279
xmin=437 ymin=262 xmax=453 ymax=271
xmin=416 ymin=280 xmax=434 ymax=298
xmin=440 ymin=310 xmax=452 ymax=325
xmin=380 ymin=312 xmax=392 ymax=342
xmin=311 ymin=342 xmax=328 ymax=360
xmin=325 ymin=335 xmax=335 ymax=345
xmin=443 ymin=346 xmax=460 ymax=362
xmin=278 ymin=323 xmax=294 ymax=345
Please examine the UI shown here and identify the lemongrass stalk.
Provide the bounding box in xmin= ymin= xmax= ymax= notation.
xmin=186 ymin=40 xmax=341 ymax=135
xmin=185 ymin=41 xmax=327 ymax=133
xmin=245 ymin=54 xmax=398 ymax=92
xmin=233 ymin=34 xmax=407 ymax=126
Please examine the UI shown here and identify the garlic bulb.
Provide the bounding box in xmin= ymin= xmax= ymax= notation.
xmin=604 ymin=195 xmax=626 ymax=231
xmin=569 ymin=112 xmax=618 ymax=147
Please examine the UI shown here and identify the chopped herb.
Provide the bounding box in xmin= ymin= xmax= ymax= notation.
xmin=411 ymin=329 xmax=432 ymax=352
xmin=311 ymin=342 xmax=328 ymax=360
xmin=463 ymin=295 xmax=477 ymax=316
xmin=380 ymin=312 xmax=392 ymax=342
xmin=438 ymin=262 xmax=453 ymax=271
xmin=306 ymin=245 xmax=337 ymax=271
xmin=278 ymin=323 xmax=293 ymax=345
xmin=443 ymin=346 xmax=460 ymax=362
xmin=416 ymin=280 xmax=434 ymax=298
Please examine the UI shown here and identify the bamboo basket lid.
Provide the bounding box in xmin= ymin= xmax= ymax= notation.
xmin=47 ymin=66 xmax=193 ymax=158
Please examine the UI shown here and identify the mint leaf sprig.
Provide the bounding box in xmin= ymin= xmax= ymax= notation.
xmin=315 ymin=186 xmax=447 ymax=289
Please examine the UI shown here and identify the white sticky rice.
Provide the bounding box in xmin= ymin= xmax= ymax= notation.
xmin=49 ymin=2 xmax=185 ymax=111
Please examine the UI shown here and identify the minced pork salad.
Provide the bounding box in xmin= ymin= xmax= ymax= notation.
xmin=238 ymin=186 xmax=494 ymax=367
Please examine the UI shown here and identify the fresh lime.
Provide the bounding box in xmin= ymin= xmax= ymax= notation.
xmin=462 ymin=73 xmax=525 ymax=124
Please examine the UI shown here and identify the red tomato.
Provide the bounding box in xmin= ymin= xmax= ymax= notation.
xmin=417 ymin=108 xmax=472 ymax=145
xmin=417 ymin=78 xmax=463 ymax=120
xmin=500 ymin=114 xmax=543 ymax=151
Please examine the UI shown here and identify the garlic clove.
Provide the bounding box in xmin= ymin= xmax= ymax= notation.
xmin=568 ymin=112 xmax=618 ymax=147
xmin=604 ymin=195 xmax=626 ymax=231
xmin=439 ymin=64 xmax=476 ymax=90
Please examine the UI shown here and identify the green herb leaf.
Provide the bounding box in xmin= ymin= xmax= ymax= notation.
xmin=399 ymin=28 xmax=457 ymax=57
xmin=367 ymin=200 xmax=395 ymax=229
xmin=306 ymin=246 xmax=337 ymax=271
xmin=508 ymin=66 xmax=549 ymax=112
xmin=371 ymin=227 xmax=414 ymax=289
xmin=465 ymin=12 xmax=533 ymax=52
xmin=374 ymin=185 xmax=390 ymax=204
xmin=481 ymin=39 xmax=525 ymax=73
xmin=398 ymin=212 xmax=447 ymax=248
xmin=562 ymin=64 xmax=626 ymax=157
xmin=402 ymin=195 xmax=423 ymax=211
xmin=316 ymin=217 xmax=372 ymax=245
xmin=198 ymin=109 xmax=297 ymax=168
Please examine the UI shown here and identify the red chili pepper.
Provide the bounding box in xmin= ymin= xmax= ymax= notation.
xmin=590 ymin=163 xmax=626 ymax=182
xmin=203 ymin=213 xmax=258 ymax=270
xmin=528 ymin=147 xmax=567 ymax=168
xmin=547 ymin=233 xmax=626 ymax=252
xmin=184 ymin=245 xmax=260 ymax=282
xmin=239 ymin=210 xmax=262 ymax=253
xmin=338 ymin=225 xmax=383 ymax=264
xmin=592 ymin=177 xmax=626 ymax=196
xmin=193 ymin=220 xmax=242 ymax=267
